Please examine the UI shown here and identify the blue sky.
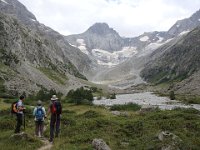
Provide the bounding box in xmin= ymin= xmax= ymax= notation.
xmin=18 ymin=0 xmax=200 ymax=37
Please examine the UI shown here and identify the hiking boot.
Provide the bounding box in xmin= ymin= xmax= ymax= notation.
xmin=49 ymin=139 xmax=53 ymax=143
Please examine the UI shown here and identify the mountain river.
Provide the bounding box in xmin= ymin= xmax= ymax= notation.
xmin=93 ymin=92 xmax=200 ymax=110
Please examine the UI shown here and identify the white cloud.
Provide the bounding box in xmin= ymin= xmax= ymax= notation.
xmin=18 ymin=0 xmax=200 ymax=37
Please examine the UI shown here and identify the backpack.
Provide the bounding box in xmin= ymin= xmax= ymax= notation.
xmin=35 ymin=107 xmax=44 ymax=121
xmin=11 ymin=101 xmax=18 ymax=114
xmin=51 ymin=101 xmax=62 ymax=114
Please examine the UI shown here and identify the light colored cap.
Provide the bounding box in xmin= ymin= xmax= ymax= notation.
xmin=51 ymin=95 xmax=58 ymax=101
xmin=37 ymin=100 xmax=42 ymax=105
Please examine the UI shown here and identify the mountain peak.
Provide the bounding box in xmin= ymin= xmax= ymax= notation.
xmin=86 ymin=22 xmax=119 ymax=36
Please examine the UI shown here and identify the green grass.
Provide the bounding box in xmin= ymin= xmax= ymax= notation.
xmin=155 ymin=91 xmax=200 ymax=104
xmin=175 ymin=94 xmax=200 ymax=104
xmin=39 ymin=67 xmax=68 ymax=85
xmin=0 ymin=105 xmax=43 ymax=150
xmin=0 ymin=98 xmax=200 ymax=150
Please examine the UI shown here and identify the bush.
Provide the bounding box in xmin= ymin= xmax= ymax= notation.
xmin=110 ymin=103 xmax=141 ymax=111
xmin=169 ymin=91 xmax=175 ymax=100
xmin=106 ymin=93 xmax=116 ymax=99
xmin=0 ymin=117 xmax=15 ymax=130
xmin=110 ymin=93 xmax=116 ymax=99
xmin=82 ymin=110 xmax=101 ymax=118
xmin=66 ymin=87 xmax=93 ymax=105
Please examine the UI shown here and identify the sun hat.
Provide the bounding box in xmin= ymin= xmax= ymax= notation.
xmin=51 ymin=95 xmax=58 ymax=101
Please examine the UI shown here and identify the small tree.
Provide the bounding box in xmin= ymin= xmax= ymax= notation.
xmin=110 ymin=93 xmax=116 ymax=99
xmin=169 ymin=91 xmax=175 ymax=100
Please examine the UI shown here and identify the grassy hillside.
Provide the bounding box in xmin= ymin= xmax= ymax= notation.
xmin=0 ymin=97 xmax=200 ymax=150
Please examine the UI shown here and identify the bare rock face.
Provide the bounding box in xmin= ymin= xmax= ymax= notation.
xmin=141 ymin=25 xmax=200 ymax=95
xmin=0 ymin=0 xmax=92 ymax=94
xmin=92 ymin=139 xmax=111 ymax=150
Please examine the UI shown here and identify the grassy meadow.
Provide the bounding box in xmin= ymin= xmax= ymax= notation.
xmin=0 ymin=97 xmax=200 ymax=150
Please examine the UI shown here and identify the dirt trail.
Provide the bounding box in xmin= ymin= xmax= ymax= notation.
xmin=37 ymin=126 xmax=53 ymax=150
xmin=37 ymin=138 xmax=52 ymax=150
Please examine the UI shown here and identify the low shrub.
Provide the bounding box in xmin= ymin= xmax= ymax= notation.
xmin=110 ymin=103 xmax=141 ymax=111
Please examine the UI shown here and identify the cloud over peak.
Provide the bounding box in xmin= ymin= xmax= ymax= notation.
xmin=18 ymin=0 xmax=200 ymax=37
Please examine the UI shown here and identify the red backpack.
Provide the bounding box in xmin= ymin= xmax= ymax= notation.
xmin=51 ymin=101 xmax=62 ymax=114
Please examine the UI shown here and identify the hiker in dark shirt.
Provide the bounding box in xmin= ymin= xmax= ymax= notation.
xmin=14 ymin=95 xmax=26 ymax=133
xmin=48 ymin=95 xmax=62 ymax=142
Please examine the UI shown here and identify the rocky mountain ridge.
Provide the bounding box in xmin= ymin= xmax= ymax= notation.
xmin=141 ymin=26 xmax=200 ymax=94
xmin=0 ymin=0 xmax=93 ymax=95
xmin=80 ymin=8 xmax=200 ymax=89
xmin=66 ymin=9 xmax=200 ymax=68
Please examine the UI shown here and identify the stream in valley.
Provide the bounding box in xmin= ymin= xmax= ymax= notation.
xmin=93 ymin=92 xmax=200 ymax=110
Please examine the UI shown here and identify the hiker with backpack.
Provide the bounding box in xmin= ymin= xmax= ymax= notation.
xmin=33 ymin=100 xmax=46 ymax=137
xmin=14 ymin=95 xmax=26 ymax=133
xmin=48 ymin=95 xmax=62 ymax=142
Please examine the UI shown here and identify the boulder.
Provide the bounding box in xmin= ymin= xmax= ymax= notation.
xmin=10 ymin=132 xmax=34 ymax=141
xmin=158 ymin=131 xmax=182 ymax=143
xmin=111 ymin=111 xmax=121 ymax=116
xmin=111 ymin=111 xmax=129 ymax=117
xmin=92 ymin=139 xmax=111 ymax=150
xmin=139 ymin=105 xmax=157 ymax=115
xmin=158 ymin=131 xmax=182 ymax=150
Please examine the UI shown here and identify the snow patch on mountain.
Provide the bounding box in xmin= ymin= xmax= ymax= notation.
xmin=30 ymin=19 xmax=36 ymax=22
xmin=92 ymin=47 xmax=137 ymax=66
xmin=157 ymin=36 xmax=164 ymax=42
xmin=178 ymin=30 xmax=190 ymax=36
xmin=97 ymin=60 xmax=117 ymax=67
xmin=138 ymin=43 xmax=163 ymax=57
xmin=76 ymin=39 xmax=89 ymax=55
xmin=140 ymin=36 xmax=149 ymax=42
xmin=1 ymin=0 xmax=8 ymax=4
xmin=68 ymin=43 xmax=76 ymax=47
xmin=138 ymin=38 xmax=173 ymax=57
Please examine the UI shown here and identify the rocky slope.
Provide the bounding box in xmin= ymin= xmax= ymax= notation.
xmin=66 ymin=8 xmax=200 ymax=71
xmin=141 ymin=26 xmax=200 ymax=94
xmin=0 ymin=0 xmax=93 ymax=95
xmin=167 ymin=9 xmax=200 ymax=36
xmin=66 ymin=23 xmax=170 ymax=67
xmin=87 ymin=9 xmax=200 ymax=88
xmin=0 ymin=0 xmax=93 ymax=74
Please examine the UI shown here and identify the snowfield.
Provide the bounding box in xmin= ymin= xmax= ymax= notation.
xmin=178 ymin=30 xmax=190 ymax=36
xmin=92 ymin=47 xmax=138 ymax=66
xmin=1 ymin=0 xmax=8 ymax=4
xmin=76 ymin=39 xmax=89 ymax=55
xmin=140 ymin=36 xmax=149 ymax=42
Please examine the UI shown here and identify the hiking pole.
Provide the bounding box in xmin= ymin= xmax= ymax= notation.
xmin=24 ymin=109 xmax=26 ymax=131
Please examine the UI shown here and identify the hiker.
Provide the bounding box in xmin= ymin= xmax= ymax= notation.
xmin=48 ymin=95 xmax=62 ymax=142
xmin=33 ymin=100 xmax=46 ymax=137
xmin=14 ymin=95 xmax=26 ymax=133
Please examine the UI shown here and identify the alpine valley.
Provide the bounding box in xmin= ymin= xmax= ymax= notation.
xmin=1 ymin=0 xmax=200 ymax=96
